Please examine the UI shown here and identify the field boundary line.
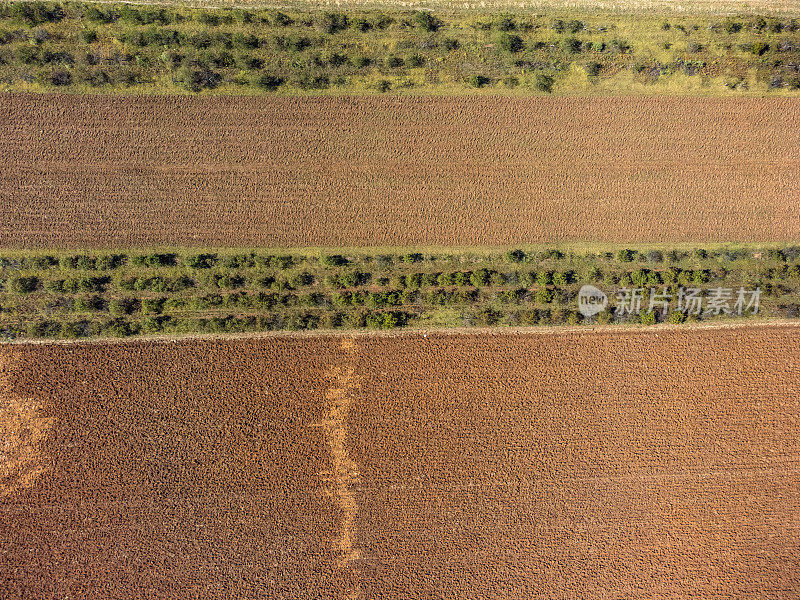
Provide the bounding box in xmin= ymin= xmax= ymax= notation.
xmin=6 ymin=319 xmax=800 ymax=347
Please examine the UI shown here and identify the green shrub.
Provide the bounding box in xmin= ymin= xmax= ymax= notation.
xmin=27 ymin=319 xmax=61 ymax=338
xmin=561 ymin=37 xmax=582 ymax=54
xmin=257 ymin=73 xmax=283 ymax=90
xmin=534 ymin=72 xmax=554 ymax=93
xmin=316 ymin=11 xmax=348 ymax=34
xmin=402 ymin=253 xmax=423 ymax=264
xmin=141 ymin=298 xmax=165 ymax=315
xmin=668 ymin=310 xmax=687 ymax=324
xmin=470 ymin=268 xmax=490 ymax=287
xmin=413 ymin=11 xmax=440 ymax=32
xmin=103 ymin=318 xmax=137 ymax=337
xmin=108 ymin=297 xmax=138 ymax=315
xmin=497 ymin=32 xmax=523 ymax=53
xmin=474 ymin=307 xmax=501 ymax=326
xmin=62 ymin=320 xmax=90 ymax=338
xmin=405 ymin=273 xmax=422 ymax=288
xmin=585 ymin=61 xmax=602 ymax=76
xmin=468 ymin=74 xmax=491 ymax=88
xmin=10 ymin=276 xmax=39 ymax=293
xmin=184 ymin=253 xmax=217 ymax=269
xmin=640 ymin=310 xmax=657 ymax=325
xmin=12 ymin=1 xmax=64 ymax=26
xmin=320 ymin=254 xmax=348 ymax=267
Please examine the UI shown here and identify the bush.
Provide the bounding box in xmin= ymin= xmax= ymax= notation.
xmin=413 ymin=11 xmax=440 ymax=32
xmin=108 ymin=297 xmax=138 ymax=315
xmin=402 ymin=253 xmax=423 ymax=264
xmin=384 ymin=54 xmax=403 ymax=69
xmin=668 ymin=310 xmax=687 ymax=324
xmin=184 ymin=253 xmax=217 ymax=269
xmin=442 ymin=37 xmax=459 ymax=51
xmin=468 ymin=74 xmax=490 ymax=88
xmin=174 ymin=67 xmax=222 ymax=91
xmin=320 ymin=254 xmax=348 ymax=267
xmin=405 ymin=273 xmax=422 ymax=288
xmin=534 ymin=72 xmax=554 ymax=93
xmin=561 ymin=37 xmax=582 ymax=54
xmin=474 ymin=307 xmax=501 ymax=326
xmin=497 ymin=33 xmax=523 ymax=53
xmin=505 ymin=249 xmax=526 ymax=262
xmin=639 ymin=310 xmax=657 ymax=325
xmin=141 ymin=298 xmax=165 ymax=315
xmin=552 ymin=271 xmax=569 ymax=286
xmin=316 ymin=12 xmax=348 ymax=34
xmin=103 ymin=318 xmax=137 ymax=337
xmin=470 ymin=268 xmax=490 ymax=287
xmin=257 ymin=73 xmax=283 ymax=90
xmin=12 ymin=2 xmax=64 ymax=26
xmin=27 ymin=319 xmax=61 ymax=338
xmin=585 ymin=61 xmax=602 ymax=76
xmin=62 ymin=320 xmax=90 ymax=338
xmin=617 ymin=249 xmax=637 ymax=263
xmin=609 ymin=38 xmax=631 ymax=54
xmin=10 ymin=276 xmax=39 ymax=293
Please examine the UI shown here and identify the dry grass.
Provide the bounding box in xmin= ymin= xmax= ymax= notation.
xmin=75 ymin=0 xmax=800 ymax=16
xmin=2 ymin=93 xmax=800 ymax=249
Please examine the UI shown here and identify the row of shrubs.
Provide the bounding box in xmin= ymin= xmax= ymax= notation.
xmin=3 ymin=265 xmax=797 ymax=298
xmin=22 ymin=286 xmax=565 ymax=317
xmin=15 ymin=295 xmax=798 ymax=339
xmin=14 ymin=308 xmax=412 ymax=339
xmin=2 ymin=247 xmax=796 ymax=272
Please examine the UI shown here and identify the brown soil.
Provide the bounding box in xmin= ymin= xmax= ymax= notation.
xmin=1 ymin=325 xmax=799 ymax=598
xmin=2 ymin=94 xmax=799 ymax=248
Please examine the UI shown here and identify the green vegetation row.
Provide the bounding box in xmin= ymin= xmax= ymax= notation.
xmin=1 ymin=1 xmax=800 ymax=94
xmin=1 ymin=245 xmax=799 ymax=340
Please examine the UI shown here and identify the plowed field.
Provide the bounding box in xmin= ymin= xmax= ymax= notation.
xmin=2 ymin=94 xmax=800 ymax=248
xmin=2 ymin=325 xmax=799 ymax=598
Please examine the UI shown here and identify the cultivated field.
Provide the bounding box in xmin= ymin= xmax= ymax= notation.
xmin=2 ymin=94 xmax=799 ymax=249
xmin=2 ymin=325 xmax=799 ymax=598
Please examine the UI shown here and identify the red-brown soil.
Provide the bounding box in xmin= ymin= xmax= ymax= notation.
xmin=1 ymin=326 xmax=799 ymax=598
xmin=2 ymin=94 xmax=800 ymax=248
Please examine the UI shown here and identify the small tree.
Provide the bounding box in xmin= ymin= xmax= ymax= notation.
xmin=496 ymin=32 xmax=523 ymax=53
xmin=505 ymin=249 xmax=526 ymax=263
xmin=257 ymin=74 xmax=284 ymax=90
xmin=640 ymin=310 xmax=657 ymax=325
xmin=534 ymin=72 xmax=554 ymax=93
xmin=470 ymin=268 xmax=490 ymax=287
xmin=668 ymin=310 xmax=687 ymax=324
xmin=10 ymin=276 xmax=39 ymax=294
xmin=413 ymin=11 xmax=440 ymax=32
xmin=468 ymin=75 xmax=491 ymax=88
